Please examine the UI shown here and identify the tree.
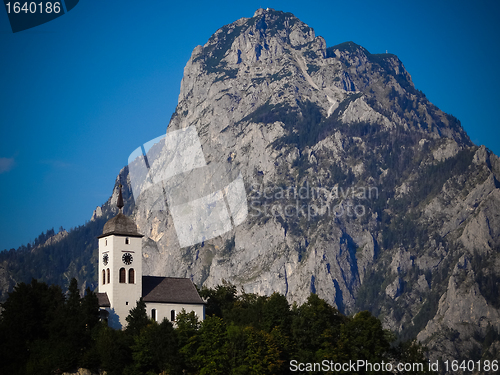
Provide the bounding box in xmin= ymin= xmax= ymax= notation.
xmin=199 ymin=281 xmax=237 ymax=318
xmin=262 ymin=292 xmax=292 ymax=333
xmin=129 ymin=319 xmax=178 ymax=374
xmin=176 ymin=310 xmax=201 ymax=373
xmin=291 ymin=293 xmax=345 ymax=363
xmin=332 ymin=310 xmax=392 ymax=373
xmin=240 ymin=326 xmax=284 ymax=374
xmin=81 ymin=287 xmax=100 ymax=333
xmin=0 ymin=278 xmax=102 ymax=374
xmin=0 ymin=279 xmax=65 ymax=374
xmin=94 ymin=324 xmax=131 ymax=375
xmin=193 ymin=316 xmax=229 ymax=375
xmin=392 ymin=339 xmax=434 ymax=374
xmin=125 ymin=298 xmax=149 ymax=337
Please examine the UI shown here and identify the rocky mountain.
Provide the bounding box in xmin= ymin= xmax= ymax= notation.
xmin=2 ymin=8 xmax=499 ymax=365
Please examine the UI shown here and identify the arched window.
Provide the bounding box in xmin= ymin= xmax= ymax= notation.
xmin=107 ymin=268 xmax=110 ymax=284
xmin=119 ymin=268 xmax=126 ymax=283
xmin=151 ymin=308 xmax=156 ymax=321
xmin=125 ymin=237 xmax=129 ymax=244
xmin=170 ymin=309 xmax=176 ymax=321
xmin=102 ymin=269 xmax=106 ymax=285
xmin=129 ymin=268 xmax=135 ymax=284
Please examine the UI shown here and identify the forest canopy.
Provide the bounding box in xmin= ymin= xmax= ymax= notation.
xmin=0 ymin=279 xmax=430 ymax=375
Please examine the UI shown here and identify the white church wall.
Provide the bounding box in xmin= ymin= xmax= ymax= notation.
xmin=145 ymin=302 xmax=205 ymax=324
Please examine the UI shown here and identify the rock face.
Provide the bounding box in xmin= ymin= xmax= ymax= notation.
xmin=96 ymin=9 xmax=500 ymax=361
xmin=95 ymin=9 xmax=500 ymax=362
xmin=3 ymin=8 xmax=499 ymax=365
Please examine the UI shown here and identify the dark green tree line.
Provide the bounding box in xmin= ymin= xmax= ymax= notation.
xmin=0 ymin=279 xmax=431 ymax=374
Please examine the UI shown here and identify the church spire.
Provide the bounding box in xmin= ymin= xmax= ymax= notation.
xmin=117 ymin=184 xmax=124 ymax=213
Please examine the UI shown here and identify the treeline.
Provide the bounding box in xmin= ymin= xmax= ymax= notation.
xmin=0 ymin=217 xmax=108 ymax=296
xmin=0 ymin=278 xmax=99 ymax=374
xmin=0 ymin=280 xmax=431 ymax=374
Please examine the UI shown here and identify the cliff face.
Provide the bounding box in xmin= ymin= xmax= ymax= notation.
xmin=3 ymin=8 xmax=498 ymax=364
xmin=99 ymin=9 xmax=500 ymax=361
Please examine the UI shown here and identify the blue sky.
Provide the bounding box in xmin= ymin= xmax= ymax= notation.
xmin=1 ymin=0 xmax=499 ymax=251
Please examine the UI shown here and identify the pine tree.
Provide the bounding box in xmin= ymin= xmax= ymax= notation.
xmin=125 ymin=298 xmax=149 ymax=337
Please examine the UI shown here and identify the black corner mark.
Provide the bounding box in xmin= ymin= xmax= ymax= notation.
xmin=3 ymin=0 xmax=79 ymax=33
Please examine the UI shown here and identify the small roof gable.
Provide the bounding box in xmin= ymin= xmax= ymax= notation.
xmin=142 ymin=276 xmax=205 ymax=305
xmin=97 ymin=292 xmax=111 ymax=307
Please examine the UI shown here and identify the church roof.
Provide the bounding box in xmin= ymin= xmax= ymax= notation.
xmin=97 ymin=292 xmax=110 ymax=307
xmin=142 ymin=276 xmax=205 ymax=305
xmin=98 ymin=212 xmax=143 ymax=238
xmin=98 ymin=184 xmax=143 ymax=238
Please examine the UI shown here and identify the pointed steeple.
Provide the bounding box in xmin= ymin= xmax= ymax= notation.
xmin=98 ymin=183 xmax=143 ymax=238
xmin=117 ymin=184 xmax=124 ymax=213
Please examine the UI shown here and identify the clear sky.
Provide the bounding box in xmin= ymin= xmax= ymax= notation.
xmin=1 ymin=0 xmax=499 ymax=251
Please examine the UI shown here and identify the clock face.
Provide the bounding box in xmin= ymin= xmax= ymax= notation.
xmin=122 ymin=253 xmax=133 ymax=265
xmin=102 ymin=254 xmax=109 ymax=266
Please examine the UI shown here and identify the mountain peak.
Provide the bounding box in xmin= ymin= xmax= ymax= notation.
xmin=192 ymin=8 xmax=317 ymax=69
xmin=176 ymin=9 xmax=469 ymax=147
xmin=253 ymin=7 xmax=276 ymax=17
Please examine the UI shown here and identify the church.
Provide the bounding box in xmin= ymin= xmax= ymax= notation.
xmin=96 ymin=186 xmax=205 ymax=329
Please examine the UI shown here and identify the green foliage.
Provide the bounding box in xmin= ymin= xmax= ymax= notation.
xmin=125 ymin=298 xmax=149 ymax=337
xmin=229 ymin=325 xmax=284 ymax=374
xmin=334 ymin=311 xmax=391 ymax=364
xmin=193 ymin=316 xmax=230 ymax=374
xmin=199 ymin=281 xmax=238 ymax=318
xmin=129 ymin=319 xmax=178 ymax=375
xmin=224 ymin=291 xmax=267 ymax=329
xmin=262 ymin=292 xmax=292 ymax=332
xmin=392 ymin=339 xmax=435 ymax=374
xmin=292 ymin=293 xmax=346 ymax=363
xmin=0 ymin=280 xmax=431 ymax=374
xmin=0 ymin=278 xmax=101 ymax=375
xmin=176 ymin=310 xmax=201 ymax=373
xmin=94 ymin=324 xmax=131 ymax=375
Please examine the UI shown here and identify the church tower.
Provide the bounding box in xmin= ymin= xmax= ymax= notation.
xmin=97 ymin=185 xmax=143 ymax=329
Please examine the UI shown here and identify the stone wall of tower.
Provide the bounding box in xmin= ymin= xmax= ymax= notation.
xmin=99 ymin=234 xmax=143 ymax=329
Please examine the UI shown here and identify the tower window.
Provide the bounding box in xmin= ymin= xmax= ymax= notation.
xmin=125 ymin=237 xmax=129 ymax=244
xmin=105 ymin=239 xmax=107 ymax=246
xmin=107 ymin=268 xmax=110 ymax=284
xmin=151 ymin=308 xmax=157 ymax=321
xmin=170 ymin=309 xmax=176 ymax=321
xmin=119 ymin=268 xmax=126 ymax=283
xmin=129 ymin=268 xmax=135 ymax=284
xmin=102 ymin=269 xmax=106 ymax=285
